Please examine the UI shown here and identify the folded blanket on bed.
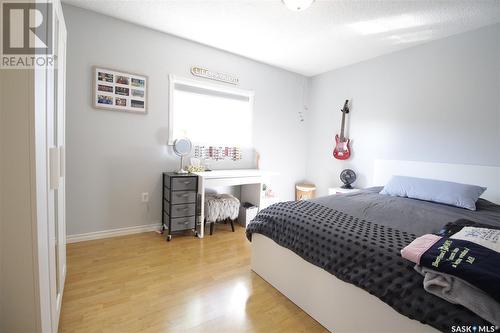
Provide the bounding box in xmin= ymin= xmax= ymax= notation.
xmin=450 ymin=226 xmax=500 ymax=252
xmin=401 ymin=234 xmax=441 ymax=264
xmin=414 ymin=265 xmax=500 ymax=326
xmin=402 ymin=234 xmax=500 ymax=302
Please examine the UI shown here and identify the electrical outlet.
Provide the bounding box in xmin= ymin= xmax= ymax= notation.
xmin=141 ymin=192 xmax=149 ymax=202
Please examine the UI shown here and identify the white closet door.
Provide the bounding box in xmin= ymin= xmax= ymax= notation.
xmin=45 ymin=18 xmax=58 ymax=331
xmin=46 ymin=2 xmax=67 ymax=329
xmin=55 ymin=4 xmax=67 ymax=318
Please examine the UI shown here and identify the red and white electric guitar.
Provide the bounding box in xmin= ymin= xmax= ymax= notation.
xmin=333 ymin=99 xmax=351 ymax=160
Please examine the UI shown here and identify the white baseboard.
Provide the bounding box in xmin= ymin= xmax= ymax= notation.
xmin=66 ymin=223 xmax=161 ymax=243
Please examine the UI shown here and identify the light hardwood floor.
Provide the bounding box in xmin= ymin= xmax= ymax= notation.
xmin=59 ymin=225 xmax=328 ymax=333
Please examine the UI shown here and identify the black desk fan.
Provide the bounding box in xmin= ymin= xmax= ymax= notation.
xmin=340 ymin=169 xmax=356 ymax=189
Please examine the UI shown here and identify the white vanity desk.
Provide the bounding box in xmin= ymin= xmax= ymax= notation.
xmin=193 ymin=169 xmax=268 ymax=238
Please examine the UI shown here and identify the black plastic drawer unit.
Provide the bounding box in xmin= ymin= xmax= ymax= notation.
xmin=162 ymin=173 xmax=199 ymax=241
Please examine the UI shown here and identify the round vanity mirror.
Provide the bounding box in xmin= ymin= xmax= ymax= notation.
xmin=173 ymin=138 xmax=192 ymax=174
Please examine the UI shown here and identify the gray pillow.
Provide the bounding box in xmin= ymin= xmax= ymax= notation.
xmin=379 ymin=176 xmax=486 ymax=210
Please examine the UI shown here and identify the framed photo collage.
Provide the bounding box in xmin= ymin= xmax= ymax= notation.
xmin=93 ymin=67 xmax=148 ymax=114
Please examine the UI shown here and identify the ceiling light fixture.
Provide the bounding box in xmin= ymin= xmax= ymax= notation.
xmin=282 ymin=0 xmax=315 ymax=12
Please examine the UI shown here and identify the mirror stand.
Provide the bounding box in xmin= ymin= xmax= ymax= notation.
xmin=176 ymin=155 xmax=188 ymax=174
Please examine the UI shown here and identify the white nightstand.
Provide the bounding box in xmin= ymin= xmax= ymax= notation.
xmin=328 ymin=187 xmax=360 ymax=195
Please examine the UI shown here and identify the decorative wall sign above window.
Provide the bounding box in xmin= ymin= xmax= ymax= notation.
xmin=93 ymin=66 xmax=148 ymax=114
xmin=190 ymin=66 xmax=239 ymax=85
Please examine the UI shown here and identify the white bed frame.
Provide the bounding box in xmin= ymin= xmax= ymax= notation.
xmin=251 ymin=160 xmax=500 ymax=332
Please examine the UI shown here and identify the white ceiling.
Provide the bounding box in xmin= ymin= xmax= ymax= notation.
xmin=62 ymin=0 xmax=500 ymax=77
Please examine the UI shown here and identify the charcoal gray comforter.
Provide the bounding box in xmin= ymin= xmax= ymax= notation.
xmin=246 ymin=188 xmax=500 ymax=332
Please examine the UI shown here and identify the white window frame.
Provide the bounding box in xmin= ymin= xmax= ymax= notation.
xmin=168 ymin=74 xmax=255 ymax=145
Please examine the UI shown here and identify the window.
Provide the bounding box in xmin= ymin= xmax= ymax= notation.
xmin=168 ymin=75 xmax=254 ymax=147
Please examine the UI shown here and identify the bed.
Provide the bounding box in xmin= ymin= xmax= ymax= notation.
xmin=247 ymin=161 xmax=500 ymax=333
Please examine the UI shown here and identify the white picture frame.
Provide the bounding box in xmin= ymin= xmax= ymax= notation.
xmin=93 ymin=66 xmax=148 ymax=114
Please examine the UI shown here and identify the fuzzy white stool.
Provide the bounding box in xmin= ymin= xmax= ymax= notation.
xmin=204 ymin=193 xmax=240 ymax=235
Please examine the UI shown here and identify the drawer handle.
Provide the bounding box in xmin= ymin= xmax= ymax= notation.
xmin=177 ymin=193 xmax=190 ymax=198
xmin=183 ymin=181 xmax=191 ymax=185
xmin=177 ymin=207 xmax=189 ymax=211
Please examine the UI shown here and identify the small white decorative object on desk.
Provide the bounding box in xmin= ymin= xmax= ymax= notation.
xmin=328 ymin=187 xmax=360 ymax=195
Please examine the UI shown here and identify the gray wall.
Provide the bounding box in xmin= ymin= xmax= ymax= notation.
xmin=63 ymin=5 xmax=308 ymax=236
xmin=306 ymin=24 xmax=500 ymax=196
